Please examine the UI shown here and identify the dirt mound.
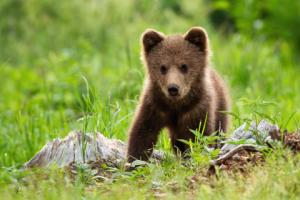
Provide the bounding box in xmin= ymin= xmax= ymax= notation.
xmin=209 ymin=130 xmax=300 ymax=175
xmin=284 ymin=132 xmax=300 ymax=152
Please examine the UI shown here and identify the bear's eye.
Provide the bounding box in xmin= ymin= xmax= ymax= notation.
xmin=160 ymin=65 xmax=167 ymax=75
xmin=180 ymin=64 xmax=188 ymax=73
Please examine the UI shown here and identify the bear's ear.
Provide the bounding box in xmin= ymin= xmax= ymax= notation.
xmin=142 ymin=29 xmax=164 ymax=54
xmin=184 ymin=27 xmax=208 ymax=53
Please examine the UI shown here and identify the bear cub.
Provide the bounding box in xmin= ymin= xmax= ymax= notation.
xmin=127 ymin=27 xmax=230 ymax=162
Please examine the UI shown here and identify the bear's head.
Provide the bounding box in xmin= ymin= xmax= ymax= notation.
xmin=141 ymin=27 xmax=210 ymax=100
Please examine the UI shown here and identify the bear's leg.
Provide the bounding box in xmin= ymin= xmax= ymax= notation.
xmin=172 ymin=139 xmax=190 ymax=157
xmin=169 ymin=114 xmax=215 ymax=157
xmin=127 ymin=130 xmax=160 ymax=162
xmin=127 ymin=104 xmax=164 ymax=162
xmin=170 ymin=131 xmax=194 ymax=157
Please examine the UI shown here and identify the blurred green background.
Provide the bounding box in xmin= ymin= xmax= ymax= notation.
xmin=0 ymin=0 xmax=299 ymax=167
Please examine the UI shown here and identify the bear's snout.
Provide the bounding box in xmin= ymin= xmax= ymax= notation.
xmin=168 ymin=84 xmax=179 ymax=96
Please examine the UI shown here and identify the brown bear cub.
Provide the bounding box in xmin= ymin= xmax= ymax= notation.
xmin=127 ymin=27 xmax=230 ymax=162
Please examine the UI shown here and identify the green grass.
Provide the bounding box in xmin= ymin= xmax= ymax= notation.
xmin=0 ymin=0 xmax=300 ymax=199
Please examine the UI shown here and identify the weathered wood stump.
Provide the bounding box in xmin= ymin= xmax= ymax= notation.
xmin=24 ymin=131 xmax=163 ymax=168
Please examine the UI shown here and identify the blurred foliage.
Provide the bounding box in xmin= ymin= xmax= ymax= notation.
xmin=210 ymin=0 xmax=300 ymax=51
xmin=0 ymin=0 xmax=208 ymax=64
xmin=1 ymin=0 xmax=299 ymax=63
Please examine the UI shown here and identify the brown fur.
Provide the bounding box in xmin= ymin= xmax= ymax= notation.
xmin=127 ymin=27 xmax=230 ymax=162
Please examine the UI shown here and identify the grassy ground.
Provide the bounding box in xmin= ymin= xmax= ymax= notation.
xmin=0 ymin=0 xmax=300 ymax=199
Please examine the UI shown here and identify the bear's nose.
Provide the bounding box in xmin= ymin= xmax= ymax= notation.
xmin=168 ymin=84 xmax=179 ymax=96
